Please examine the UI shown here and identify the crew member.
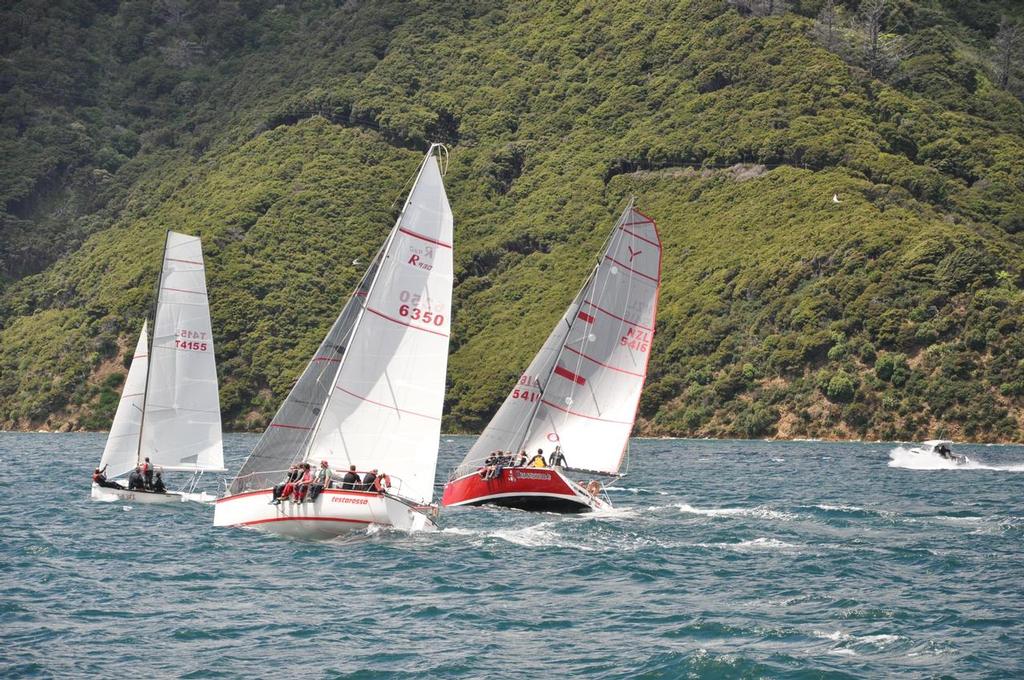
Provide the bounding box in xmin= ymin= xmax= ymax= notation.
xmin=92 ymin=465 xmax=124 ymax=490
xmin=341 ymin=465 xmax=360 ymax=490
xmin=151 ymin=470 xmax=167 ymax=493
xmin=372 ymin=471 xmax=391 ymax=495
xmin=361 ymin=468 xmax=378 ymax=491
xmin=142 ymin=456 xmax=154 ymax=489
xmin=128 ymin=465 xmax=146 ymax=491
xmin=528 ymin=449 xmax=547 ymax=468
xmin=309 ymin=460 xmax=332 ymax=501
xmin=549 ymin=446 xmax=567 ymax=467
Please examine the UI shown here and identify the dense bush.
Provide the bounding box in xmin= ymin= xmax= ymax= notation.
xmin=1 ymin=0 xmax=1022 ymax=442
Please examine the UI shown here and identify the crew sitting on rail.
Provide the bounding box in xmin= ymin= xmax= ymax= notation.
xmin=151 ymin=470 xmax=167 ymax=493
xmin=528 ymin=449 xmax=547 ymax=468
xmin=92 ymin=464 xmax=124 ymax=490
xmin=293 ymin=463 xmax=313 ymax=502
xmin=361 ymin=468 xmax=378 ymax=491
xmin=372 ymin=471 xmax=391 ymax=494
xmin=308 ymin=460 xmax=332 ymax=501
xmin=549 ymin=446 xmax=567 ymax=467
xmin=515 ymin=450 xmax=528 ymax=467
xmin=270 ymin=464 xmax=301 ymax=504
xmin=128 ymin=465 xmax=147 ymax=490
xmin=479 ymin=452 xmax=498 ymax=479
xmin=586 ymin=480 xmax=601 ymax=497
xmin=341 ymin=464 xmax=361 ymax=490
xmin=489 ymin=452 xmax=511 ymax=480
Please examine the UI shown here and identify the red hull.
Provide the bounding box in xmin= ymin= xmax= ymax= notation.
xmin=441 ymin=467 xmax=608 ymax=513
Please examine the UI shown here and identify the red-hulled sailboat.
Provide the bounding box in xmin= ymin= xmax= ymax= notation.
xmin=441 ymin=201 xmax=661 ymax=512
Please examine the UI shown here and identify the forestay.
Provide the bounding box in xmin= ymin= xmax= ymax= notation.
xmin=459 ymin=204 xmax=660 ymax=476
xmin=229 ymin=250 xmax=383 ymax=494
xmin=140 ymin=231 xmax=225 ymax=472
xmin=99 ymin=321 xmax=149 ymax=479
xmin=306 ymin=149 xmax=453 ymax=505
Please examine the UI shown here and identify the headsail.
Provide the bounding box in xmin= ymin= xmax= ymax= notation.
xmin=228 ymin=248 xmax=384 ymax=494
xmin=304 ymin=147 xmax=453 ymax=505
xmin=459 ymin=203 xmax=660 ymax=476
xmin=140 ymin=231 xmax=225 ymax=472
xmin=99 ymin=321 xmax=149 ymax=479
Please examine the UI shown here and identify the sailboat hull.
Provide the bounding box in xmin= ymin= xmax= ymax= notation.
xmin=441 ymin=467 xmax=609 ymax=513
xmin=213 ymin=488 xmax=437 ymax=539
xmin=90 ymin=483 xmax=214 ymax=504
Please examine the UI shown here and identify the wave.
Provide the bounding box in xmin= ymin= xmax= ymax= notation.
xmin=694 ymin=537 xmax=801 ymax=552
xmin=604 ymin=485 xmax=669 ymax=496
xmin=676 ymin=503 xmax=796 ymax=521
xmin=813 ymin=629 xmax=905 ymax=654
xmin=440 ymin=523 xmax=597 ymax=551
xmin=888 ymin=446 xmax=1024 ymax=472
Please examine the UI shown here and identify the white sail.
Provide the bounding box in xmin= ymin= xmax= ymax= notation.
xmin=140 ymin=231 xmax=225 ymax=472
xmin=305 ymin=148 xmax=453 ymax=504
xmin=99 ymin=321 xmax=149 ymax=479
xmin=460 ymin=204 xmax=660 ymax=475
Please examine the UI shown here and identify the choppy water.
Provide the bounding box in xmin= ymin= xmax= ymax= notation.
xmin=2 ymin=434 xmax=1022 ymax=678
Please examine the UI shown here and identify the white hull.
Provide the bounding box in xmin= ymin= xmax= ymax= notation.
xmin=90 ymin=483 xmax=215 ymax=505
xmin=213 ymin=488 xmax=437 ymax=539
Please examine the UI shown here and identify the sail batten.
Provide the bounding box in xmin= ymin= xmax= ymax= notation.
xmin=459 ymin=203 xmax=660 ymax=476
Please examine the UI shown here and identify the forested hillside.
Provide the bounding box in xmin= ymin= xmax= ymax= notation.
xmin=2 ymin=0 xmax=1023 ymax=441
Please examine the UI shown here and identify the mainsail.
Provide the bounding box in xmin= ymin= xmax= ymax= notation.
xmin=140 ymin=231 xmax=225 ymax=472
xmin=459 ymin=203 xmax=660 ymax=476
xmin=228 ymin=146 xmax=453 ymax=505
xmin=99 ymin=321 xmax=149 ymax=479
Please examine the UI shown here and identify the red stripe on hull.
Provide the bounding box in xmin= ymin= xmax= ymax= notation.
xmin=242 ymin=516 xmax=371 ymax=527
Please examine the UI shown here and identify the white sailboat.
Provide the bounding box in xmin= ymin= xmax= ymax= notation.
xmin=214 ymin=145 xmax=453 ymax=538
xmin=442 ymin=201 xmax=661 ymax=512
xmin=91 ymin=232 xmax=225 ymax=504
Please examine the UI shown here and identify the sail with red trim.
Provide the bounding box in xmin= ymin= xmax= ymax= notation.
xmin=304 ymin=147 xmax=453 ymax=505
xmin=99 ymin=321 xmax=149 ymax=479
xmin=139 ymin=231 xmax=225 ymax=473
xmin=228 ymin=248 xmax=384 ymax=494
xmin=457 ymin=202 xmax=660 ymax=476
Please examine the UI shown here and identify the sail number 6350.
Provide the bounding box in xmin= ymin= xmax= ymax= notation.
xmin=398 ymin=290 xmax=445 ymax=326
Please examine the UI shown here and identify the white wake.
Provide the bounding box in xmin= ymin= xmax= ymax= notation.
xmin=888 ymin=446 xmax=1024 ymax=472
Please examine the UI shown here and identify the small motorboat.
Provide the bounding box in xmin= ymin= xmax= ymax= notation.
xmin=915 ymin=440 xmax=968 ymax=465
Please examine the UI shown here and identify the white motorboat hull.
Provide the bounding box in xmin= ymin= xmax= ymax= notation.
xmin=213 ymin=488 xmax=437 ymax=539
xmin=90 ymin=483 xmax=215 ymax=504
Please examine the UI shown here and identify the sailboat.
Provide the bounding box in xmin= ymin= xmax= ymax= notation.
xmin=213 ymin=145 xmax=453 ymax=539
xmin=441 ymin=201 xmax=660 ymax=512
xmin=91 ymin=232 xmax=225 ymax=504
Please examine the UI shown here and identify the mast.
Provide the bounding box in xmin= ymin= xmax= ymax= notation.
xmin=136 ymin=230 xmax=170 ymax=464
